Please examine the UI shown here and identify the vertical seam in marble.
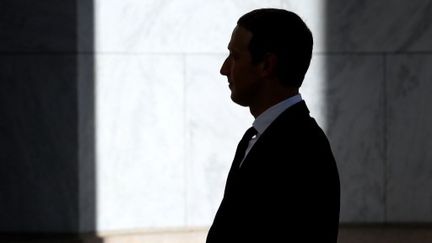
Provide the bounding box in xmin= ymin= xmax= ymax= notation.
xmin=382 ymin=53 xmax=388 ymax=223
xmin=76 ymin=52 xmax=81 ymax=232
xmin=182 ymin=53 xmax=189 ymax=226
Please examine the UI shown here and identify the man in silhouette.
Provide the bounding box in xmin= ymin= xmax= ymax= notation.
xmin=206 ymin=8 xmax=340 ymax=243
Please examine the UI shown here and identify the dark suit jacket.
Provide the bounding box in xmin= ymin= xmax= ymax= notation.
xmin=206 ymin=101 xmax=340 ymax=243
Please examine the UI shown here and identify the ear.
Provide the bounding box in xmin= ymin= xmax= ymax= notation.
xmin=259 ymin=53 xmax=278 ymax=78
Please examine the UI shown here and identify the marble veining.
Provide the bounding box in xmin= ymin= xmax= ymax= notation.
xmin=95 ymin=0 xmax=281 ymax=53
xmin=184 ymin=54 xmax=251 ymax=226
xmin=95 ymin=54 xmax=186 ymax=230
xmin=386 ymin=54 xmax=432 ymax=222
xmin=320 ymin=54 xmax=386 ymax=222
xmin=325 ymin=0 xmax=432 ymax=52
xmin=3 ymin=0 xmax=432 ymax=233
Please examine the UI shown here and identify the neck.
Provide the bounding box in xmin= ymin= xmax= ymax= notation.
xmin=249 ymin=88 xmax=299 ymax=118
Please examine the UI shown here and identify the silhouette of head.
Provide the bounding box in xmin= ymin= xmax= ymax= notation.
xmin=237 ymin=8 xmax=313 ymax=88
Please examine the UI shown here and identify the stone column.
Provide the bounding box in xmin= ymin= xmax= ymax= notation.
xmin=0 ymin=0 xmax=98 ymax=239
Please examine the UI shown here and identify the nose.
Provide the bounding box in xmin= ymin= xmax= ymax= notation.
xmin=220 ymin=57 xmax=230 ymax=76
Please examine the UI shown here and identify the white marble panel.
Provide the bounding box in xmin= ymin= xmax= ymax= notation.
xmin=386 ymin=54 xmax=432 ymax=222
xmin=95 ymin=54 xmax=186 ymax=230
xmin=95 ymin=0 xmax=281 ymax=53
xmin=281 ymin=0 xmax=327 ymax=53
xmin=325 ymin=0 xmax=432 ymax=52
xmin=311 ymin=54 xmax=386 ymax=222
xmin=184 ymin=54 xmax=251 ymax=226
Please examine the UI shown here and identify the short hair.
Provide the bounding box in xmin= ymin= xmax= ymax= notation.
xmin=237 ymin=8 xmax=313 ymax=88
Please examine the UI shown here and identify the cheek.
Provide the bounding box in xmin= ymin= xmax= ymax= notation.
xmin=231 ymin=63 xmax=246 ymax=79
xmin=233 ymin=64 xmax=255 ymax=81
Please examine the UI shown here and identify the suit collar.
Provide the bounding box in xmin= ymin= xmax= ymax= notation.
xmin=252 ymin=100 xmax=311 ymax=148
xmin=252 ymin=94 xmax=303 ymax=135
xmin=239 ymin=100 xmax=311 ymax=169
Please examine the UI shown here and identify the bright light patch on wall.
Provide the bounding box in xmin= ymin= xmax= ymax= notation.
xmin=93 ymin=0 xmax=327 ymax=232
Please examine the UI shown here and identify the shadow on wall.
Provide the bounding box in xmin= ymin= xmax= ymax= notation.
xmin=0 ymin=0 xmax=101 ymax=241
xmin=325 ymin=0 xmax=432 ymax=224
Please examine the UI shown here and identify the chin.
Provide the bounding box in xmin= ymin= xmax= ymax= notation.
xmin=230 ymin=94 xmax=249 ymax=107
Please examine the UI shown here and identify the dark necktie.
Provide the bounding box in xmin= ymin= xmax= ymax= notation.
xmin=222 ymin=126 xmax=258 ymax=197
xmin=232 ymin=126 xmax=258 ymax=168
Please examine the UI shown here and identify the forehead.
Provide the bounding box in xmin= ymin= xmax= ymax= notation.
xmin=228 ymin=25 xmax=252 ymax=51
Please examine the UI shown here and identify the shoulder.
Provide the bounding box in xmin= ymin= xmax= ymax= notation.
xmin=264 ymin=100 xmax=321 ymax=139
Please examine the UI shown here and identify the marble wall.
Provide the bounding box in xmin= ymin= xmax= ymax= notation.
xmin=94 ymin=0 xmax=432 ymax=232
xmin=93 ymin=0 xmax=282 ymax=231
xmin=1 ymin=0 xmax=431 ymax=235
xmin=324 ymin=0 xmax=432 ymax=223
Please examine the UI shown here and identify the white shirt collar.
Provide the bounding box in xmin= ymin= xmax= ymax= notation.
xmin=252 ymin=94 xmax=303 ymax=135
